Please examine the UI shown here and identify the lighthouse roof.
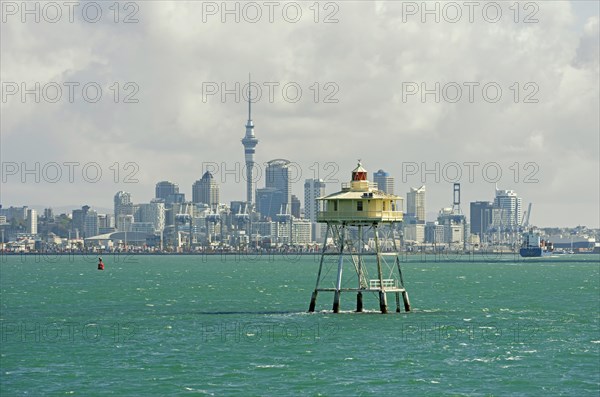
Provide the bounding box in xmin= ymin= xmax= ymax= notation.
xmin=319 ymin=189 xmax=400 ymax=201
xmin=352 ymin=161 xmax=367 ymax=174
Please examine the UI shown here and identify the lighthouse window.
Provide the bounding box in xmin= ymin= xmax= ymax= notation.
xmin=333 ymin=201 xmax=338 ymax=211
xmin=357 ymin=201 xmax=363 ymax=211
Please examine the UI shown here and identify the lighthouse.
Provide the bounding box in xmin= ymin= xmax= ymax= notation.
xmin=308 ymin=161 xmax=411 ymax=314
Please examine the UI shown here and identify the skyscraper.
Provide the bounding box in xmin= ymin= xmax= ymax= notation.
xmin=192 ymin=171 xmax=220 ymax=210
xmin=26 ymin=208 xmax=37 ymax=235
xmin=72 ymin=206 xmax=87 ymax=236
xmin=266 ymin=159 xmax=291 ymax=200
xmin=83 ymin=209 xmax=98 ymax=238
xmin=304 ymin=179 xmax=326 ymax=223
xmin=43 ymin=208 xmax=54 ymax=221
xmin=255 ymin=187 xmax=284 ymax=220
xmin=114 ymin=191 xmax=134 ymax=231
xmin=155 ymin=181 xmax=179 ymax=201
xmin=137 ymin=202 xmax=165 ymax=232
xmin=493 ymin=189 xmax=522 ymax=230
xmin=373 ymin=169 xmax=394 ymax=195
xmin=291 ymin=195 xmax=301 ymax=218
xmin=470 ymin=201 xmax=494 ymax=239
xmin=241 ymin=77 xmax=259 ymax=205
xmin=406 ymin=186 xmax=426 ymax=223
xmin=304 ymin=178 xmax=326 ymax=241
xmin=258 ymin=159 xmax=291 ymax=219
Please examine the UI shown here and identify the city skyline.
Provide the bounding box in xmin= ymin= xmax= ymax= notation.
xmin=2 ymin=2 xmax=598 ymax=228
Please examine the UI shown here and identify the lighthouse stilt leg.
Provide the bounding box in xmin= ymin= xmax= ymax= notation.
xmin=333 ymin=291 xmax=341 ymax=313
xmin=356 ymin=292 xmax=363 ymax=312
xmin=392 ymin=235 xmax=411 ymax=313
xmin=379 ymin=291 xmax=388 ymax=314
xmin=402 ymin=291 xmax=411 ymax=312
xmin=395 ymin=292 xmax=401 ymax=313
xmin=309 ymin=291 xmax=318 ymax=312
xmin=308 ymin=224 xmax=331 ymax=313
xmin=332 ymin=224 xmax=345 ymax=314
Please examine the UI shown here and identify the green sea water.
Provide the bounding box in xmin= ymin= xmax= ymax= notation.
xmin=1 ymin=254 xmax=599 ymax=396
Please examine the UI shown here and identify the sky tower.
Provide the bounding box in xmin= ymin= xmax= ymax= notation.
xmin=242 ymin=75 xmax=259 ymax=205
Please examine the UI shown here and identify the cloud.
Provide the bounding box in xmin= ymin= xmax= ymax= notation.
xmin=1 ymin=1 xmax=598 ymax=227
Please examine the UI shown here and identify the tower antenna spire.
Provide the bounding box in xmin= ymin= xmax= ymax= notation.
xmin=248 ymin=73 xmax=252 ymax=122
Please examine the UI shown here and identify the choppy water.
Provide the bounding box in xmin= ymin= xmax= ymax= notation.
xmin=1 ymin=254 xmax=599 ymax=396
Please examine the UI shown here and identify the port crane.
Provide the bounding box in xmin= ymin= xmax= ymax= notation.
xmin=522 ymin=203 xmax=532 ymax=228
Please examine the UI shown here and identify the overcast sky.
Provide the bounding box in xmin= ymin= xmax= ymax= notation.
xmin=1 ymin=0 xmax=598 ymax=228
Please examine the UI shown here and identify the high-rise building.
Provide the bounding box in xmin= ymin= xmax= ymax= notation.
xmin=291 ymin=195 xmax=301 ymax=218
xmin=256 ymin=187 xmax=284 ymax=220
xmin=0 ymin=206 xmax=28 ymax=222
xmin=98 ymin=214 xmax=115 ymax=234
xmin=72 ymin=205 xmax=98 ymax=237
xmin=43 ymin=208 xmax=54 ymax=221
xmin=304 ymin=179 xmax=326 ymax=222
xmin=266 ymin=159 xmax=291 ymax=202
xmin=114 ymin=191 xmax=134 ymax=231
xmin=120 ymin=215 xmax=135 ymax=232
xmin=470 ymin=201 xmax=494 ymax=238
xmin=304 ymin=178 xmax=326 ymax=241
xmin=406 ymin=186 xmax=426 ymax=223
xmin=155 ymin=181 xmax=179 ymax=201
xmin=192 ymin=171 xmax=220 ymax=209
xmin=493 ymin=189 xmax=522 ymax=230
xmin=257 ymin=159 xmax=292 ymax=219
xmin=425 ymin=221 xmax=445 ymax=244
xmin=72 ymin=205 xmax=89 ymax=236
xmin=241 ymin=78 xmax=259 ymax=205
xmin=166 ymin=193 xmax=186 ymax=204
xmin=437 ymin=207 xmax=466 ymax=244
xmin=137 ymin=202 xmax=165 ymax=232
xmin=98 ymin=214 xmax=115 ymax=228
xmin=83 ymin=209 xmax=98 ymax=238
xmin=373 ymin=169 xmax=394 ymax=195
xmin=404 ymin=223 xmax=425 ymax=243
xmin=26 ymin=209 xmax=37 ymax=235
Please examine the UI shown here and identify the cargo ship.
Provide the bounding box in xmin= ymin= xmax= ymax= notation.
xmin=520 ymin=230 xmax=553 ymax=257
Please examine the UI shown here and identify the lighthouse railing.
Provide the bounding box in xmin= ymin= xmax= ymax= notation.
xmin=369 ymin=279 xmax=397 ymax=289
xmin=317 ymin=210 xmax=403 ymax=222
xmin=341 ymin=182 xmax=379 ymax=190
